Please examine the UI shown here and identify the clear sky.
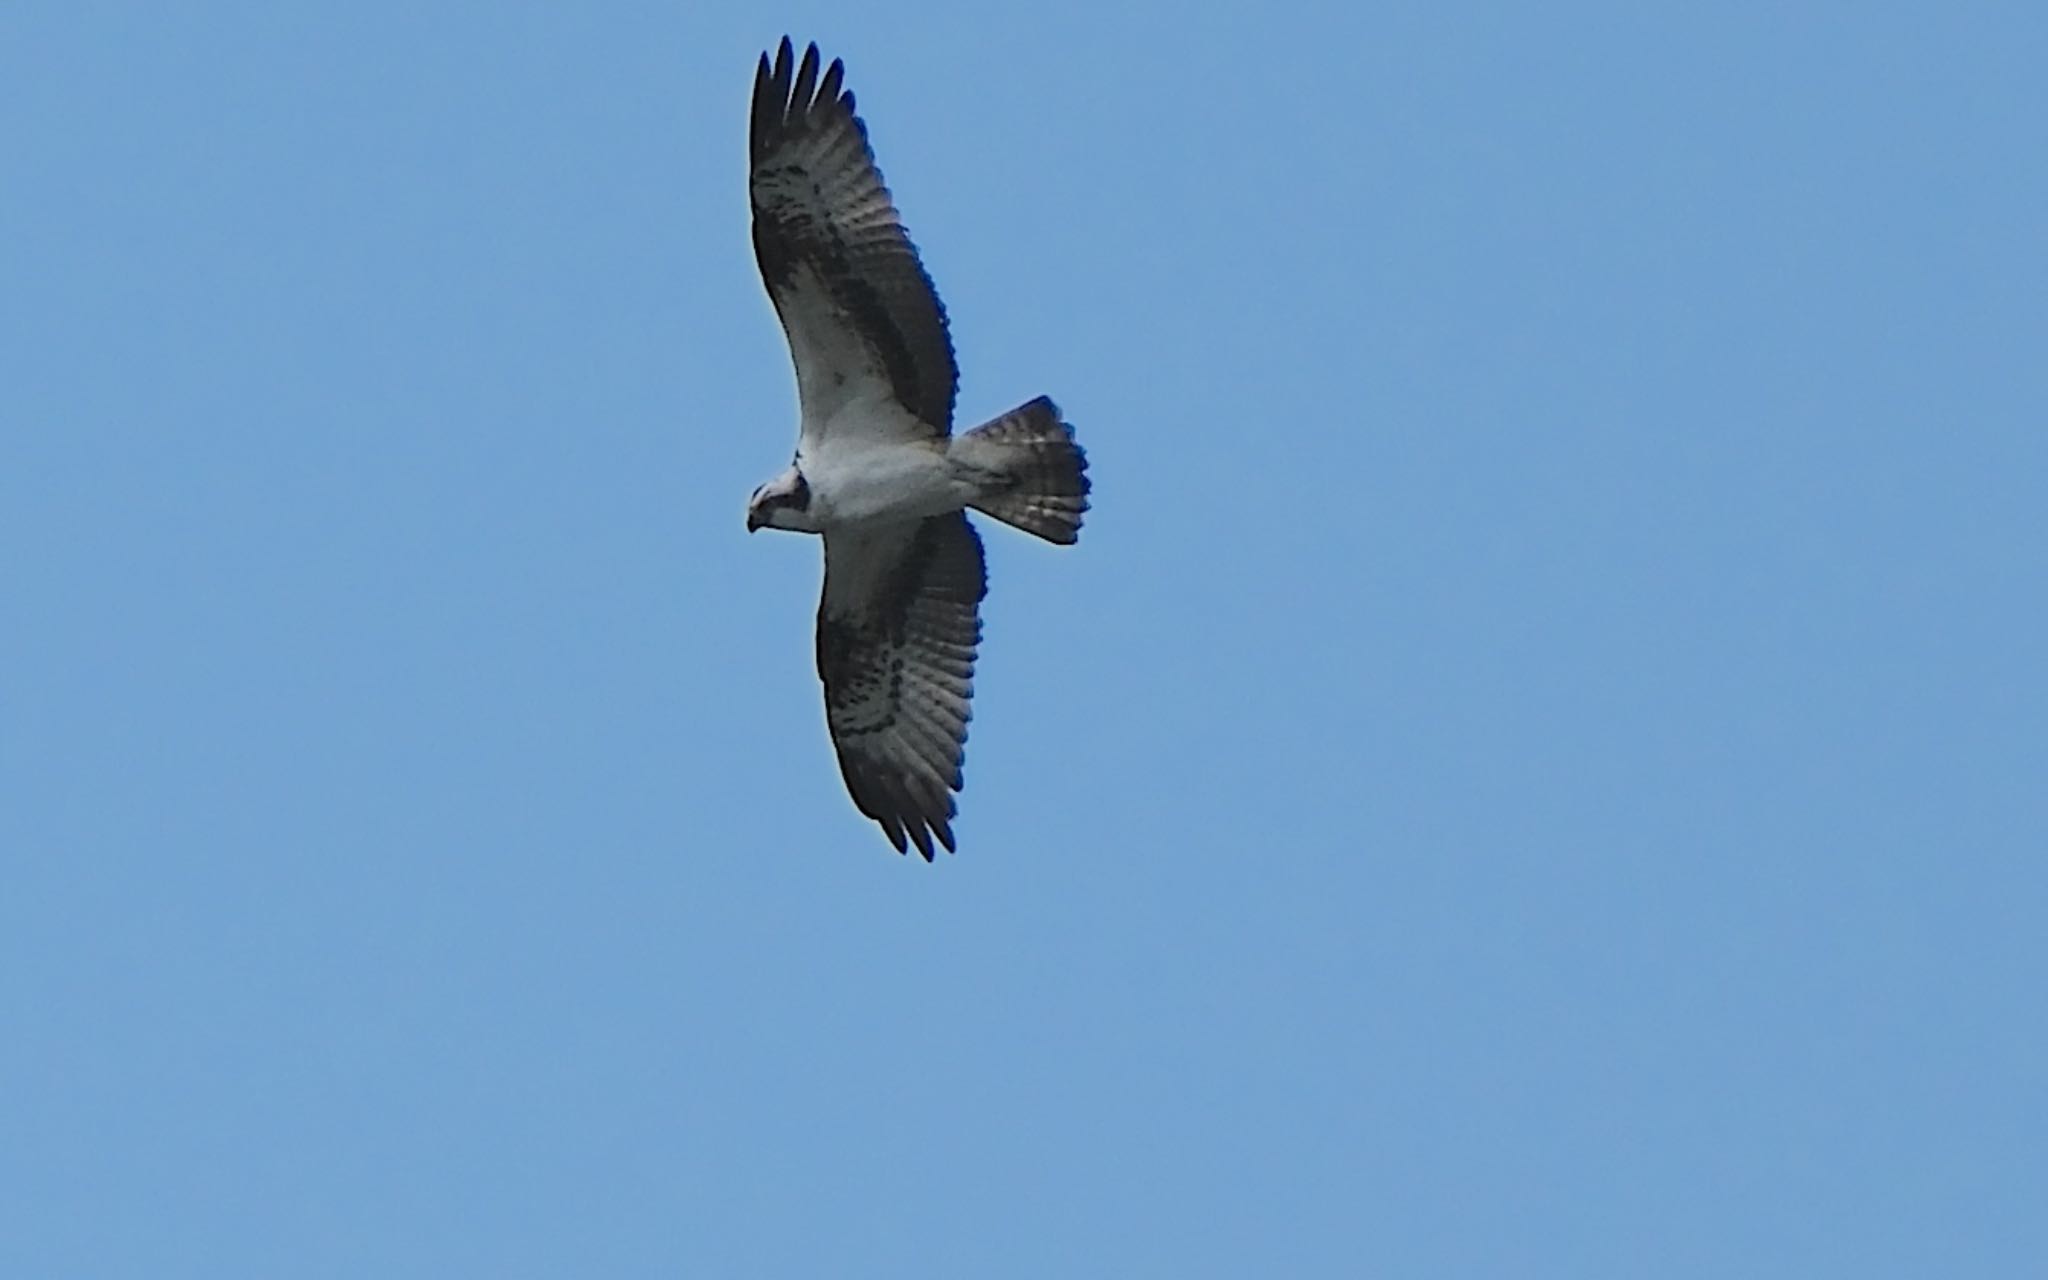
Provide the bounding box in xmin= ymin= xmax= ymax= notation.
xmin=3 ymin=2 xmax=2043 ymax=1275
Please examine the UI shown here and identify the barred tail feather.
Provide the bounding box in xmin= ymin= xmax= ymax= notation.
xmin=955 ymin=396 xmax=1091 ymax=545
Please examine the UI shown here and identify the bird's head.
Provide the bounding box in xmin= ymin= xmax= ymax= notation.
xmin=746 ymin=467 xmax=813 ymax=533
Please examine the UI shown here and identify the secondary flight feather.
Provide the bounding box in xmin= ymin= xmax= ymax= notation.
xmin=744 ymin=38 xmax=1091 ymax=860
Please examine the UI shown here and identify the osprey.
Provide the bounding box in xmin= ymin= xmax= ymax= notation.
xmin=744 ymin=38 xmax=1090 ymax=860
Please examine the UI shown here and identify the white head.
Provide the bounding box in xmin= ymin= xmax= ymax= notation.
xmin=746 ymin=465 xmax=813 ymax=533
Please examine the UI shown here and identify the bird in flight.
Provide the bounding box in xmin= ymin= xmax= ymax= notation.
xmin=744 ymin=38 xmax=1091 ymax=860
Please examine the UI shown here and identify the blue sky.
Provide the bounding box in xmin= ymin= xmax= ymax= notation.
xmin=3 ymin=2 xmax=2044 ymax=1275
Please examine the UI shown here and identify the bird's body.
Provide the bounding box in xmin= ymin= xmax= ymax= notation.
xmin=743 ymin=38 xmax=1090 ymax=859
xmin=779 ymin=431 xmax=965 ymax=531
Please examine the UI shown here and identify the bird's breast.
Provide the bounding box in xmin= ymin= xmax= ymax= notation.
xmin=806 ymin=439 xmax=967 ymax=526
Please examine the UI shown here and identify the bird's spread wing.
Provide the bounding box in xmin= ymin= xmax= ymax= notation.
xmin=751 ymin=38 xmax=958 ymax=440
xmin=816 ymin=513 xmax=986 ymax=858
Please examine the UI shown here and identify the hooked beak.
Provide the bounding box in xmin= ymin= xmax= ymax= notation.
xmin=746 ymin=508 xmax=764 ymax=533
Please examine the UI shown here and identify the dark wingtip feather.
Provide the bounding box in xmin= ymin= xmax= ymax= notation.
xmin=752 ymin=41 xmax=792 ymax=158
xmin=754 ymin=40 xmax=858 ymax=161
xmin=791 ymin=42 xmax=820 ymax=113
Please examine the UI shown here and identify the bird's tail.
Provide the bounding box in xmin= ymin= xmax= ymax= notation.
xmin=953 ymin=396 xmax=1090 ymax=545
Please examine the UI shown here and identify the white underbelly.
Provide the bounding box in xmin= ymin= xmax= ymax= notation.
xmin=806 ymin=437 xmax=967 ymax=526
